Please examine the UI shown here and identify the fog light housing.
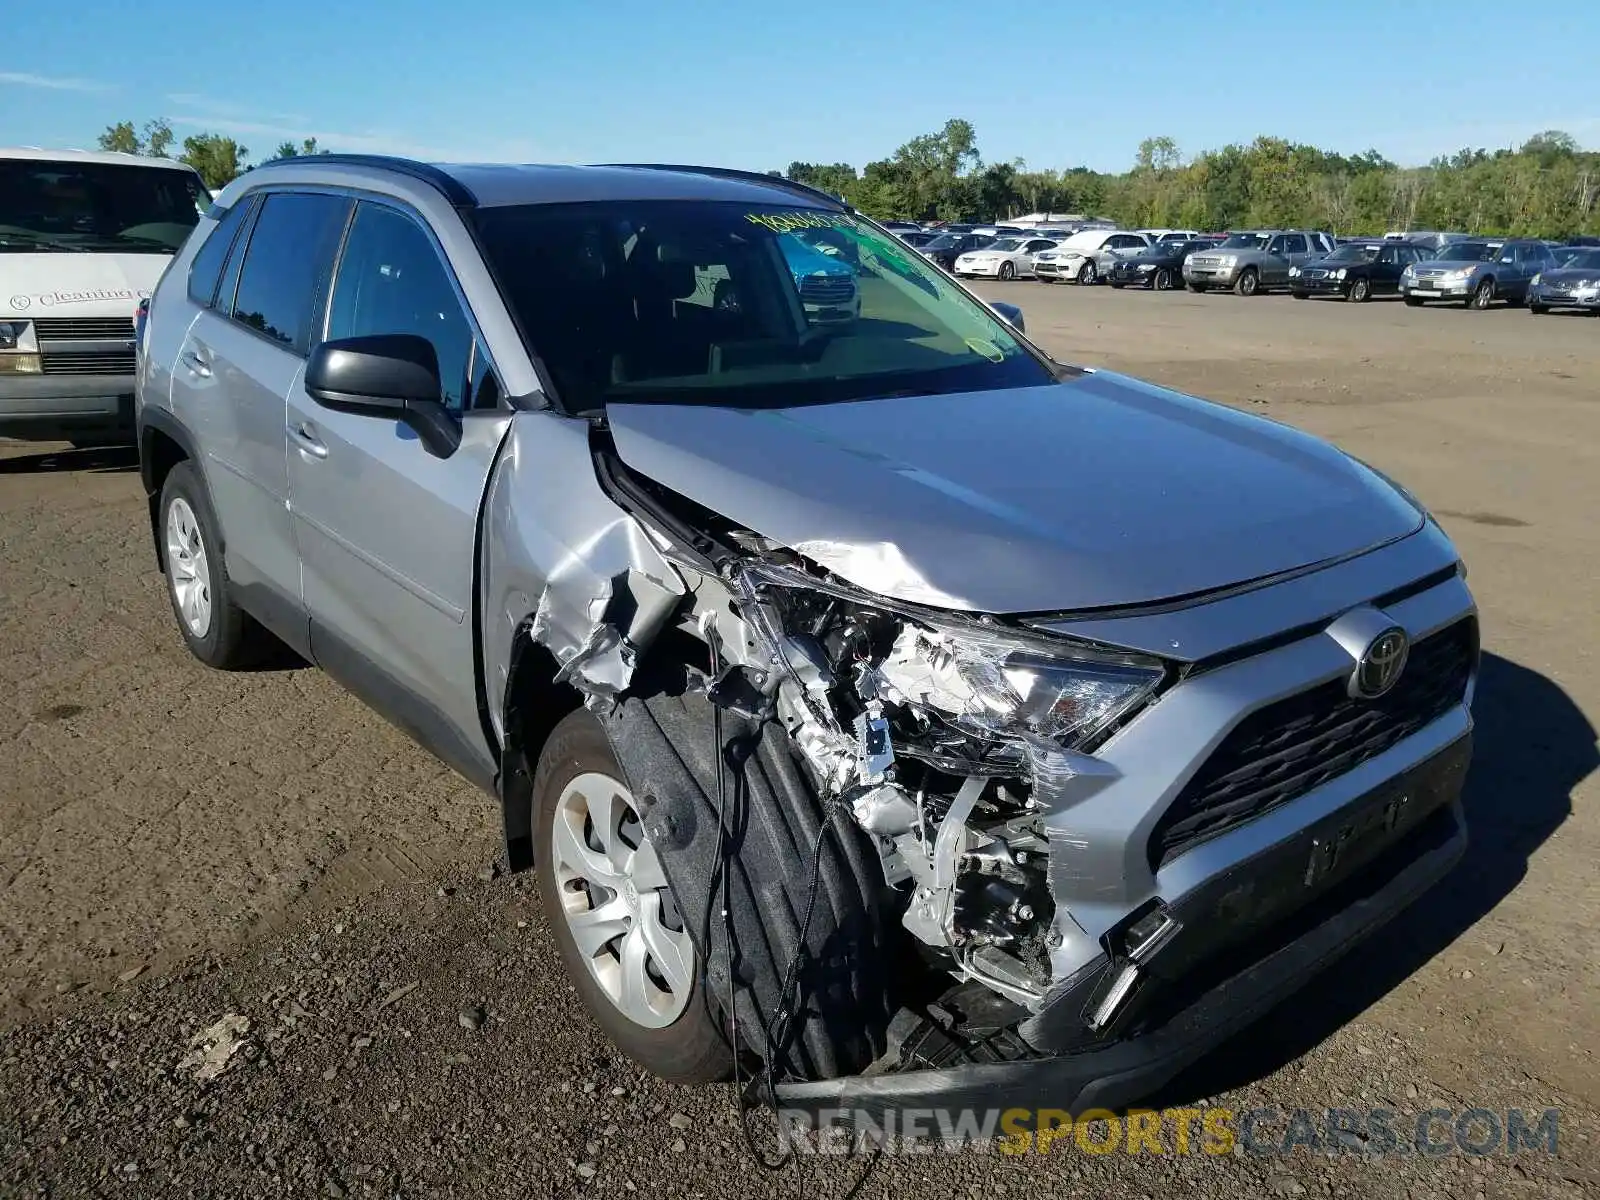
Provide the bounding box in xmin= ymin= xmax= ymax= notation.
xmin=0 ymin=353 xmax=43 ymax=374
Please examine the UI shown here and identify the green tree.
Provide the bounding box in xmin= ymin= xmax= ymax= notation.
xmin=180 ymin=135 xmax=250 ymax=189
xmin=271 ymin=137 xmax=326 ymax=160
xmin=96 ymin=121 xmax=140 ymax=154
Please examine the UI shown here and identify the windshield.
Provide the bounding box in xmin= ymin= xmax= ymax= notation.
xmin=1433 ymin=243 xmax=1499 ymax=262
xmin=1326 ymin=244 xmax=1381 ymax=263
xmin=0 ymin=160 xmax=207 ymax=254
xmin=1559 ymin=249 xmax=1600 ymax=270
xmin=472 ymin=201 xmax=1054 ymax=414
xmin=986 ymin=239 xmax=1023 ymax=252
xmin=1217 ymin=233 xmax=1270 ymax=250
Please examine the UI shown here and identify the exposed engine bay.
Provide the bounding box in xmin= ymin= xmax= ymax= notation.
xmin=527 ymin=441 xmax=1172 ymax=1026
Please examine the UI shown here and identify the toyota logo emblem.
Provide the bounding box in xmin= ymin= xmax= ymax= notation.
xmin=1351 ymin=627 xmax=1410 ymax=699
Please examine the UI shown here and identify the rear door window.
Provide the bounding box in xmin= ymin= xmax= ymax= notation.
xmin=228 ymin=192 xmax=352 ymax=355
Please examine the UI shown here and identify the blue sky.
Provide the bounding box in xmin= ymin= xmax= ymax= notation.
xmin=7 ymin=0 xmax=1600 ymax=173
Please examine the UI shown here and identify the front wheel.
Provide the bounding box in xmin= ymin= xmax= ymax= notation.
xmin=1468 ymin=279 xmax=1495 ymax=310
xmin=1187 ymin=281 xmax=1209 ymax=293
xmin=998 ymin=260 xmax=1015 ymax=281
xmin=1154 ymin=267 xmax=1173 ymax=290
xmin=1347 ymin=277 xmax=1372 ymax=303
xmin=1291 ymin=291 xmax=1309 ymax=299
xmin=1530 ymin=302 xmax=1548 ymax=315
xmin=1077 ymin=260 xmax=1098 ymax=285
xmin=1108 ymin=280 xmax=1124 ymax=289
xmin=1404 ymin=295 xmax=1423 ymax=307
xmin=1234 ymin=268 xmax=1259 ymax=297
xmin=534 ymin=710 xmax=732 ymax=1084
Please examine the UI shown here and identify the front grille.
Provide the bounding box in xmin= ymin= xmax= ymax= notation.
xmin=1150 ymin=617 xmax=1478 ymax=869
xmin=1189 ymin=256 xmax=1222 ymax=268
xmin=798 ymin=274 xmax=855 ymax=305
xmin=31 ymin=317 xmax=136 ymax=340
xmin=40 ymin=350 xmax=137 ymax=376
xmin=1304 ymin=269 xmax=1329 ymax=279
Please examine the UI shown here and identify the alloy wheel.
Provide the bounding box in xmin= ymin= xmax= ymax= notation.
xmin=551 ymin=772 xmax=694 ymax=1029
xmin=165 ymin=497 xmax=213 ymax=639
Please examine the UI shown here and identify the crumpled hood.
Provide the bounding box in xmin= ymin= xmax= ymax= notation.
xmin=607 ymin=372 xmax=1423 ymax=613
xmin=2 ymin=253 xmax=170 ymax=318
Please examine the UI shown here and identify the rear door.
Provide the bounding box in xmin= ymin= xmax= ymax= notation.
xmin=284 ymin=198 xmax=511 ymax=787
xmin=171 ymin=189 xmax=350 ymax=644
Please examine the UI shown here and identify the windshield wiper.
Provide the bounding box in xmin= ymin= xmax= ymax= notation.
xmin=0 ymin=230 xmax=89 ymax=252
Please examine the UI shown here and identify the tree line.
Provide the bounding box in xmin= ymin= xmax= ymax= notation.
xmin=95 ymin=117 xmax=327 ymax=190
xmin=782 ymin=120 xmax=1600 ymax=237
xmin=96 ymin=112 xmax=1600 ymax=236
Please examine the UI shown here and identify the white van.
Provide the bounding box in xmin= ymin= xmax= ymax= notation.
xmin=1 ymin=148 xmax=209 ymax=443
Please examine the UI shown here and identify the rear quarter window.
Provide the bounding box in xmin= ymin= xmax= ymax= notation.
xmin=186 ymin=201 xmax=254 ymax=306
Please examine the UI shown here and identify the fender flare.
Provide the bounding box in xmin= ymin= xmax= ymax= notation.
xmin=138 ymin=407 xmax=217 ymax=569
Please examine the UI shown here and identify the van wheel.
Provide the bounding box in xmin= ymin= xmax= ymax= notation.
xmin=159 ymin=462 xmax=273 ymax=669
xmin=534 ymin=710 xmax=733 ymax=1083
xmin=1234 ymin=268 xmax=1259 ymax=297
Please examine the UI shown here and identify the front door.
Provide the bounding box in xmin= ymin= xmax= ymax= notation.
xmin=284 ymin=198 xmax=510 ymax=787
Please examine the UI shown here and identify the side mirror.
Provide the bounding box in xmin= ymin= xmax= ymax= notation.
xmin=990 ymin=301 xmax=1025 ymax=332
xmin=305 ymin=334 xmax=461 ymax=459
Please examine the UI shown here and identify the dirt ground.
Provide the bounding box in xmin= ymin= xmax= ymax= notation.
xmin=1 ymin=283 xmax=1596 ymax=1198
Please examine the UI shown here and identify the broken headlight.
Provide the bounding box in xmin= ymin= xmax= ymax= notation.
xmin=878 ymin=623 xmax=1164 ymax=751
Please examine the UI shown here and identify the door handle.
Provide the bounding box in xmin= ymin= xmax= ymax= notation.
xmin=179 ymin=348 xmax=212 ymax=378
xmin=288 ymin=422 xmax=328 ymax=459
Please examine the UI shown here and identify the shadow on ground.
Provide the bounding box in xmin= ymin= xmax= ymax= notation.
xmin=1154 ymin=650 xmax=1594 ymax=1103
xmin=0 ymin=444 xmax=138 ymax=474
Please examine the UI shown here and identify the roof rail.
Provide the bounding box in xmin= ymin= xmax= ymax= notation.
xmin=248 ymin=153 xmax=477 ymax=206
xmin=600 ymin=163 xmax=847 ymax=209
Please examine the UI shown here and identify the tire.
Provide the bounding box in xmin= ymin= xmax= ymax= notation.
xmin=1347 ymin=277 xmax=1372 ymax=303
xmin=1233 ymin=268 xmax=1259 ymax=297
xmin=1530 ymin=303 xmax=1548 ymax=315
xmin=1404 ymin=296 xmax=1423 ymax=307
xmin=1468 ymin=279 xmax=1494 ymax=310
xmin=533 ymin=709 xmax=733 ymax=1084
xmin=1187 ymin=282 xmax=1209 ymax=293
xmin=1108 ymin=280 xmax=1125 ymax=289
xmin=1291 ymin=291 xmax=1309 ymax=299
xmin=1154 ymin=267 xmax=1174 ymax=291
xmin=158 ymin=461 xmax=272 ymax=670
xmin=1077 ymin=260 xmax=1098 ymax=286
xmin=998 ymin=260 xmax=1015 ymax=281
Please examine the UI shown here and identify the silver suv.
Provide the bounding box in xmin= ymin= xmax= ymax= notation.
xmin=1184 ymin=229 xmax=1336 ymax=295
xmin=136 ymin=156 xmax=1478 ymax=1118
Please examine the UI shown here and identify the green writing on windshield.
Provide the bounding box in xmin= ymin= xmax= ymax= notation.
xmin=745 ymin=210 xmax=855 ymax=234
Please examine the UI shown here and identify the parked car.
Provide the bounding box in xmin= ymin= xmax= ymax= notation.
xmin=1033 ymin=230 xmax=1150 ymax=284
xmin=1527 ymin=247 xmax=1600 ymax=314
xmin=880 ymin=220 xmax=923 ymax=233
xmin=1106 ymin=239 xmax=1220 ymax=291
xmin=136 ymin=154 xmax=1478 ymax=1117
xmin=1 ymin=147 xmax=211 ymax=444
xmin=1137 ymin=229 xmax=1201 ymax=244
xmin=896 ymin=230 xmax=941 ymax=249
xmin=953 ymin=236 xmax=1061 ymax=281
xmin=1400 ymin=238 xmax=1556 ymax=309
xmin=1289 ymin=240 xmax=1429 ymax=302
xmin=1386 ymin=231 xmax=1470 ymax=253
xmin=919 ymin=232 xmax=995 ymax=270
xmin=777 ymin=235 xmax=861 ymax=324
xmin=1184 ymin=230 xmax=1335 ymax=296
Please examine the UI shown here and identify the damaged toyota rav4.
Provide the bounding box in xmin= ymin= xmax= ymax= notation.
xmin=136 ymin=156 xmax=1478 ymax=1117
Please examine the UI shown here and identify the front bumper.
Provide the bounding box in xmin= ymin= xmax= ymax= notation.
xmin=1403 ymin=278 xmax=1473 ymax=300
xmin=1109 ymin=267 xmax=1160 ymax=286
xmin=1529 ymin=286 xmax=1600 ymax=309
xmin=0 ymin=374 xmax=135 ymax=441
xmin=778 ymin=735 xmax=1470 ymax=1118
xmin=1035 ymin=258 xmax=1087 ymax=280
xmin=954 ymin=259 xmax=1006 ymax=277
xmin=1292 ymin=274 xmax=1349 ymax=294
xmin=1184 ymin=264 xmax=1240 ymax=285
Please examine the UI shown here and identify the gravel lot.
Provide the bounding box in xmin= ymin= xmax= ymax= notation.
xmin=2 ymin=283 xmax=1597 ymax=1197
